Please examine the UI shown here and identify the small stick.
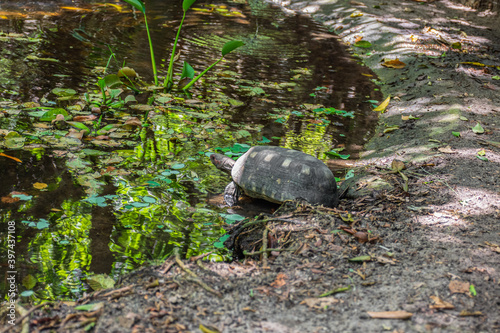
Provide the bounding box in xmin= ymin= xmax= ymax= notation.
xmin=262 ymin=227 xmax=269 ymax=269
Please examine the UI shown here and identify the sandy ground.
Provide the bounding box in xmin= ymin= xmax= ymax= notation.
xmin=4 ymin=0 xmax=499 ymax=332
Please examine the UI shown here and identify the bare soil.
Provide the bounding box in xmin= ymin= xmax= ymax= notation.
xmin=4 ymin=0 xmax=500 ymax=332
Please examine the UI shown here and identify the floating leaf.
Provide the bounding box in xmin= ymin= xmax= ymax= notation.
xmin=20 ymin=290 xmax=35 ymax=297
xmin=5 ymin=131 xmax=26 ymax=149
xmin=472 ymin=123 xmax=484 ymax=134
xmin=52 ymin=88 xmax=76 ymax=97
xmin=33 ymin=182 xmax=48 ymax=190
xmin=40 ymin=108 xmax=70 ymax=121
xmin=373 ymin=95 xmax=390 ymax=112
xmin=12 ymin=194 xmax=32 ymax=201
xmin=104 ymin=74 xmax=123 ymax=89
xmin=171 ymin=163 xmax=185 ymax=169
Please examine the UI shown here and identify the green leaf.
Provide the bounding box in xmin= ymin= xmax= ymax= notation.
xmin=326 ymin=151 xmax=350 ymax=160
xmin=141 ymin=196 xmax=157 ymax=203
xmin=96 ymin=124 xmax=116 ymax=135
xmin=123 ymin=0 xmax=145 ymax=13
xmin=67 ymin=122 xmax=91 ymax=134
xmin=20 ymin=290 xmax=34 ymax=297
xmin=171 ymin=163 xmax=185 ymax=169
xmin=492 ymin=76 xmax=500 ymax=80
xmin=183 ymin=0 xmax=197 ymax=12
xmin=103 ymin=74 xmax=123 ymax=89
xmin=476 ymin=156 xmax=488 ymax=161
xmin=469 ymin=284 xmax=476 ymax=296
xmin=75 ymin=303 xmax=104 ymax=312
xmin=472 ymin=123 xmax=484 ymax=134
xmin=181 ymin=61 xmax=195 ymax=79
xmin=452 ymin=131 xmax=461 ymax=137
xmin=40 ymin=108 xmax=70 ymax=121
xmin=353 ymin=40 xmax=372 ymax=48
xmin=22 ymin=274 xmax=37 ymax=289
xmin=5 ymin=131 xmax=26 ymax=149
xmin=222 ymin=40 xmax=245 ymax=56
xmin=52 ymin=88 xmax=76 ymax=97
xmin=12 ymin=194 xmax=33 ymax=201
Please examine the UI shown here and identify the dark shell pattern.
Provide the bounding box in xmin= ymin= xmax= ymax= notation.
xmin=230 ymin=146 xmax=338 ymax=207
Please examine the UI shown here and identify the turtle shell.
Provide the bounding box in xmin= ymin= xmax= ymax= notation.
xmin=231 ymin=146 xmax=338 ymax=207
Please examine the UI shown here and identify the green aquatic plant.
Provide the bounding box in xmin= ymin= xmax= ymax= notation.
xmin=164 ymin=0 xmax=197 ymax=89
xmin=123 ymin=0 xmax=158 ymax=85
xmin=181 ymin=40 xmax=245 ymax=91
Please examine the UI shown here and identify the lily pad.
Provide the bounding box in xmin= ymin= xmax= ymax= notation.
xmin=52 ymin=88 xmax=77 ymax=97
xmin=5 ymin=131 xmax=26 ymax=149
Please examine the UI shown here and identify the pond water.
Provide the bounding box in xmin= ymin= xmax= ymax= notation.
xmin=0 ymin=0 xmax=381 ymax=301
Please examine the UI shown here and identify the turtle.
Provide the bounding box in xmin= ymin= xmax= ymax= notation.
xmin=210 ymin=146 xmax=338 ymax=207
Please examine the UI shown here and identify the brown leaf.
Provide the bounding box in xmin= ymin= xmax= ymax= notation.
xmin=73 ymin=115 xmax=97 ymax=122
xmin=381 ymin=58 xmax=406 ymax=69
xmin=429 ymin=295 xmax=455 ymax=309
xmin=367 ymin=310 xmax=413 ymax=319
xmin=391 ymin=159 xmax=405 ymax=172
xmin=300 ymin=297 xmax=340 ymax=309
xmin=438 ymin=146 xmax=457 ymax=154
xmin=459 ymin=310 xmax=483 ymax=317
xmin=449 ymin=280 xmax=470 ymax=294
xmin=33 ymin=182 xmax=48 ymax=190
xmin=270 ymin=273 xmax=287 ymax=288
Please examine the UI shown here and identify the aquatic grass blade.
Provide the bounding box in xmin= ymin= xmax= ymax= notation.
xmin=164 ymin=0 xmax=197 ymax=88
xmin=123 ymin=0 xmax=157 ymax=85
xmin=182 ymin=40 xmax=244 ymax=91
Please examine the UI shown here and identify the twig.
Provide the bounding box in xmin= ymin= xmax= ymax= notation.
xmin=243 ymin=247 xmax=296 ymax=256
xmin=0 ymin=302 xmax=47 ymax=333
xmin=262 ymin=227 xmax=269 ymax=269
xmin=174 ymin=249 xmax=222 ymax=298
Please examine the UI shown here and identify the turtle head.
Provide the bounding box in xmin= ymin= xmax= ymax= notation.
xmin=210 ymin=153 xmax=235 ymax=174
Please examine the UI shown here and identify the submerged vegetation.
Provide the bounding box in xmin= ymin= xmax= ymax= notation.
xmin=0 ymin=0 xmax=380 ymax=302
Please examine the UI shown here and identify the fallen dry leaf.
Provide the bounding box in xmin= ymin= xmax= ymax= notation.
xmin=459 ymin=310 xmax=483 ymax=317
xmin=270 ymin=273 xmax=287 ymax=288
xmin=438 ymin=146 xmax=457 ymax=154
xmin=429 ymin=295 xmax=455 ymax=309
xmin=33 ymin=182 xmax=48 ymax=190
xmin=449 ymin=280 xmax=470 ymax=294
xmin=373 ymin=95 xmax=391 ymax=112
xmin=381 ymin=58 xmax=406 ymax=69
xmin=300 ymin=297 xmax=341 ymax=309
xmin=367 ymin=310 xmax=413 ymax=319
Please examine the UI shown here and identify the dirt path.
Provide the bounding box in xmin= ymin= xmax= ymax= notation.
xmin=7 ymin=1 xmax=499 ymax=332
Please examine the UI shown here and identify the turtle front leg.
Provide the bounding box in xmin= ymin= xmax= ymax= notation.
xmin=224 ymin=181 xmax=241 ymax=206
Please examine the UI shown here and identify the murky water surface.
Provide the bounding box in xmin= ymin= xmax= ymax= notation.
xmin=0 ymin=0 xmax=380 ymax=300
